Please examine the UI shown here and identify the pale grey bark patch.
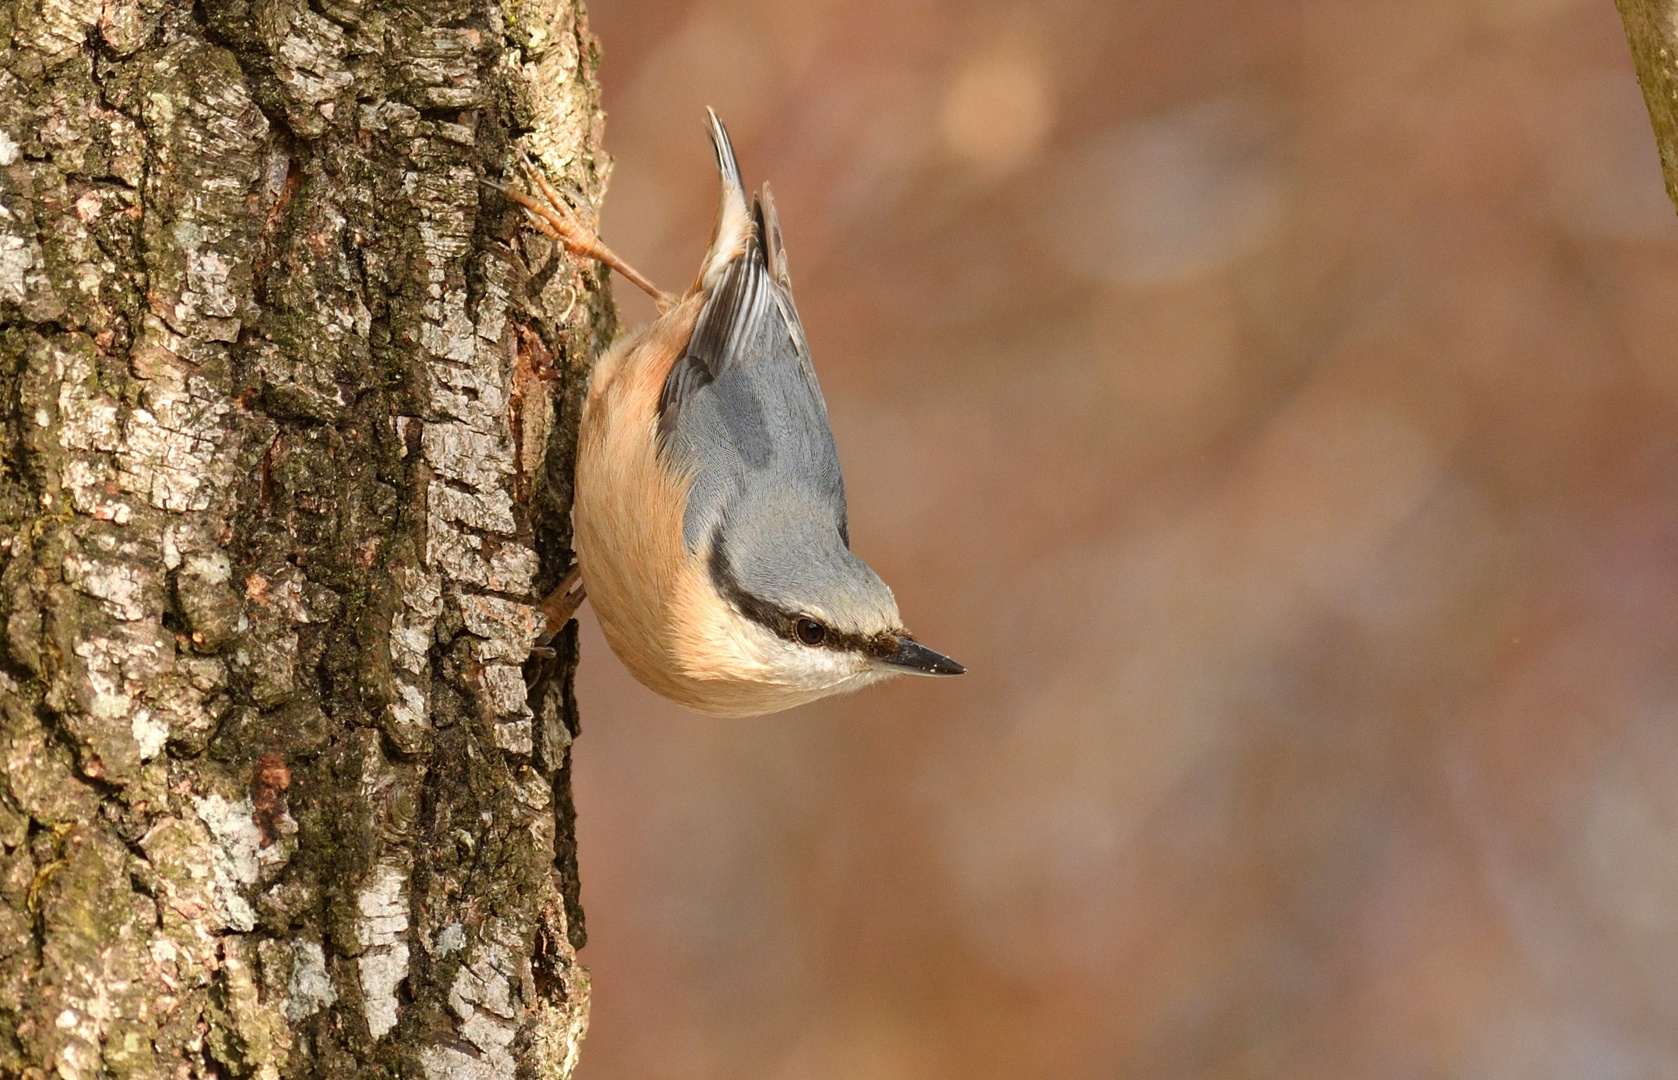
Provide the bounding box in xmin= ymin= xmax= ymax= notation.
xmin=355 ymin=860 xmax=411 ymax=1039
xmin=282 ymin=939 xmax=337 ymax=1021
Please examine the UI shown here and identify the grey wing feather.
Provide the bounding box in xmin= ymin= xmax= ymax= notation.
xmin=656 ymin=235 xmax=772 ymax=448
xmin=658 ymin=224 xmax=846 ymax=553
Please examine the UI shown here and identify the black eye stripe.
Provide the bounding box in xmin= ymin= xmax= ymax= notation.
xmin=707 ymin=527 xmax=793 ymax=632
xmin=706 ymin=526 xmax=901 ymax=656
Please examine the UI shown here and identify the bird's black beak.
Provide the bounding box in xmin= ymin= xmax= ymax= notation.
xmin=877 ymin=636 xmax=965 ymax=676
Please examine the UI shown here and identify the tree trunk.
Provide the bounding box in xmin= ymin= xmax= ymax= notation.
xmin=1616 ymin=0 xmax=1678 ymax=216
xmin=0 ymin=0 xmax=611 ymax=1073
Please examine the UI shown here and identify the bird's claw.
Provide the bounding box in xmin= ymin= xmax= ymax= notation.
xmin=536 ymin=564 xmax=586 ymax=644
xmin=491 ymin=156 xmax=672 ymax=306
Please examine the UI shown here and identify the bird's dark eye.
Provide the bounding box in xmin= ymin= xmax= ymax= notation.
xmin=794 ymin=618 xmax=827 ymax=646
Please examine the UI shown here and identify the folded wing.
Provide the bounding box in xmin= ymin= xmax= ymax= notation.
xmin=658 ymin=115 xmax=847 ymax=558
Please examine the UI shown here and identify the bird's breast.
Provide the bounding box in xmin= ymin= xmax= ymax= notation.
xmin=573 ymin=298 xmax=788 ymax=714
xmin=573 ymin=298 xmax=701 ymax=703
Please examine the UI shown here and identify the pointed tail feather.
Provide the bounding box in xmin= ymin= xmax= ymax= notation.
xmin=752 ymin=182 xmax=809 ymax=355
xmin=698 ymin=109 xmax=756 ymax=291
xmin=707 ymin=108 xmax=746 ymax=203
xmin=757 ymin=181 xmax=791 ymax=289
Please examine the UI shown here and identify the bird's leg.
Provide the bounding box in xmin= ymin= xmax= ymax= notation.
xmin=501 ymin=162 xmax=674 ymax=311
xmin=536 ymin=564 xmax=587 ymax=645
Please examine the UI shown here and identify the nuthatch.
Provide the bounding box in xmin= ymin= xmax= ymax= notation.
xmin=503 ymin=111 xmax=964 ymax=717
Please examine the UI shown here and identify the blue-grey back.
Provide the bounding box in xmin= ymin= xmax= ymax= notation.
xmin=657 ymin=118 xmax=902 ymax=635
xmin=661 ymin=243 xmax=847 ymax=558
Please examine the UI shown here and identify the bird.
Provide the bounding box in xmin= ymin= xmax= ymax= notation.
xmin=498 ymin=110 xmax=963 ymax=717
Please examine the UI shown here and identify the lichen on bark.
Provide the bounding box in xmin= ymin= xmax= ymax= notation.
xmin=0 ymin=0 xmax=609 ymax=1074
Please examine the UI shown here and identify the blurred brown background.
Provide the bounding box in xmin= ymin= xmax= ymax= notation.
xmin=568 ymin=1 xmax=1678 ymax=1077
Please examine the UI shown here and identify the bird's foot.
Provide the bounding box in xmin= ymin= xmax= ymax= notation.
xmin=496 ymin=158 xmax=673 ymax=308
xmin=536 ymin=564 xmax=586 ymax=644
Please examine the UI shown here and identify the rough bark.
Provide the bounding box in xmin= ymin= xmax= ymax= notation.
xmin=0 ymin=0 xmax=612 ymax=1073
xmin=1616 ymin=0 xmax=1678 ymax=215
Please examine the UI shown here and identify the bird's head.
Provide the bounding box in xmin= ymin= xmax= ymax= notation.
xmin=680 ymin=489 xmax=964 ymax=705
